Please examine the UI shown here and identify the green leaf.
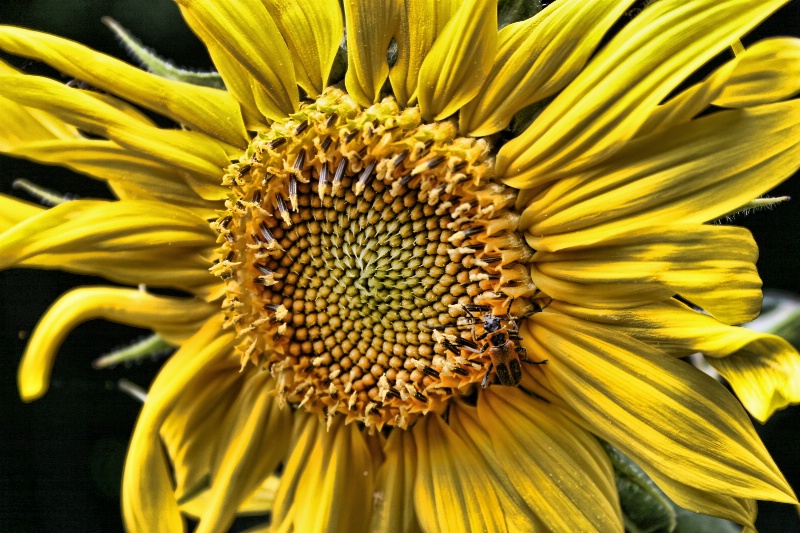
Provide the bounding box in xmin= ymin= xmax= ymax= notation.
xmin=102 ymin=17 xmax=225 ymax=89
xmin=498 ymin=0 xmax=543 ymax=29
xmin=603 ymin=442 xmax=677 ymax=533
xmin=603 ymin=442 xmax=743 ymax=533
xmin=673 ymin=508 xmax=739 ymax=533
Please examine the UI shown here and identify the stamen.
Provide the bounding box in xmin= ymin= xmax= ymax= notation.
xmin=332 ymin=157 xmax=347 ymax=195
xmin=293 ymin=149 xmax=306 ymax=172
xmin=294 ymin=121 xmax=309 ymax=136
xmin=269 ymin=137 xmax=286 ymax=149
xmin=289 ymin=175 xmax=299 ymax=211
xmin=318 ymin=162 xmax=329 ymax=200
xmin=354 ymin=159 xmax=377 ymax=196
xmin=276 ymin=195 xmax=292 ymax=226
xmin=326 ymin=113 xmax=339 ymax=128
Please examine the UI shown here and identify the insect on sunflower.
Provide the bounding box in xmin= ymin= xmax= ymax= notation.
xmin=2 ymin=0 xmax=800 ymax=531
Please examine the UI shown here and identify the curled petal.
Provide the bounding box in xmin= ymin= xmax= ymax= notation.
xmin=0 ymin=193 xmax=43 ymax=233
xmin=17 ymin=287 xmax=217 ymax=401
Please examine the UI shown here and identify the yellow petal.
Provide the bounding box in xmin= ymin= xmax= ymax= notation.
xmin=271 ymin=414 xmax=319 ymax=532
xmin=715 ymin=37 xmax=800 ymax=107
xmin=17 ymin=287 xmax=216 ymax=402
xmin=0 ymin=94 xmax=72 ymax=149
xmin=0 ymin=193 xmax=43 ymax=233
xmin=641 ymin=37 xmax=800 ymax=137
xmin=646 ymin=469 xmax=758 ymax=527
xmin=417 ymin=0 xmax=497 ymax=121
xmin=550 ymin=299 xmax=800 ymax=422
xmin=708 ymin=349 xmax=800 ymax=424
xmin=122 ymin=316 xmax=234 ymax=533
xmin=0 ymin=74 xmax=231 ymax=182
xmin=0 ymin=199 xmax=216 ymax=291
xmin=477 ymin=388 xmax=623 ymax=532
xmin=369 ymin=429 xmax=422 ymax=533
xmin=389 ymin=0 xmax=458 ymax=106
xmin=447 ymin=403 xmax=544 ymax=531
xmin=292 ymin=419 xmax=375 ymax=532
xmin=412 ymin=413 xmax=510 ymax=531
xmin=175 ymin=0 xmax=298 ymax=120
xmin=7 ymin=139 xmax=221 ymax=213
xmin=0 ymin=26 xmax=247 ymax=147
xmin=532 ymin=224 xmax=761 ymax=325
xmin=525 ymin=312 xmax=796 ymax=509
xmin=201 ymin=38 xmax=268 ymax=130
xmin=162 ymin=355 xmax=243 ymax=507
xmin=194 ymin=371 xmax=292 ymax=533
xmin=520 ymin=100 xmax=800 ymax=251
xmin=180 ymin=475 xmax=281 ymax=519
xmin=498 ymin=0 xmax=790 ymax=189
xmin=461 ymin=0 xmax=637 ymax=136
xmin=343 ymin=0 xmax=397 ymax=107
xmin=261 ymin=0 xmax=343 ymax=97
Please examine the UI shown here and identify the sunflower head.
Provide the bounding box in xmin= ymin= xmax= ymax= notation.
xmin=2 ymin=0 xmax=800 ymax=531
xmin=210 ymin=86 xmax=543 ymax=428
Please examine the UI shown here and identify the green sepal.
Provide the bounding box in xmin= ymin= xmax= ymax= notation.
xmin=12 ymin=178 xmax=75 ymax=206
xmin=715 ymin=196 xmax=791 ymax=222
xmin=102 ymin=17 xmax=225 ymax=89
xmin=92 ymin=333 xmax=173 ymax=369
xmin=498 ymin=0 xmax=543 ymax=29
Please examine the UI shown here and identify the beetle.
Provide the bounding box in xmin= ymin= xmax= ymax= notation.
xmin=458 ymin=304 xmax=547 ymax=389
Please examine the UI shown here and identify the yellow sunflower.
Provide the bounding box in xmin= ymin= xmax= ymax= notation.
xmin=3 ymin=0 xmax=800 ymax=531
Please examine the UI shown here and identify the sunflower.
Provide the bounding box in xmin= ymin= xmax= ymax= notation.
xmin=2 ymin=0 xmax=800 ymax=530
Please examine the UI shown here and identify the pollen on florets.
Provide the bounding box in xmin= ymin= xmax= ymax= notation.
xmin=211 ymin=88 xmax=538 ymax=429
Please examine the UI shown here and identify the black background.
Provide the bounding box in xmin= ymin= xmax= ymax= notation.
xmin=1 ymin=1 xmax=799 ymax=531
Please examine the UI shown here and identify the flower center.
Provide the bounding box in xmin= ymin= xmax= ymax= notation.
xmin=211 ymin=89 xmax=539 ymax=429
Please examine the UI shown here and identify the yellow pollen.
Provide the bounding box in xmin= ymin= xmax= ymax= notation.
xmin=211 ymin=88 xmax=541 ymax=429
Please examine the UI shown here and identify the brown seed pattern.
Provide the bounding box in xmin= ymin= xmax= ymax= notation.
xmin=211 ymin=89 xmax=537 ymax=428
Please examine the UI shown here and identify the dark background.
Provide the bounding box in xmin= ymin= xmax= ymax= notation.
xmin=0 ymin=1 xmax=799 ymax=531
